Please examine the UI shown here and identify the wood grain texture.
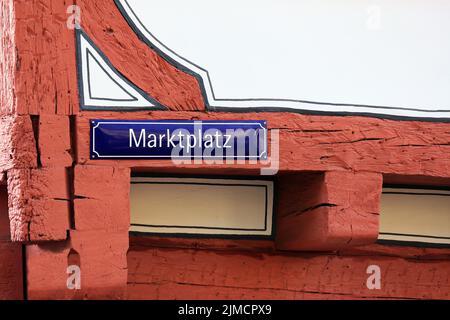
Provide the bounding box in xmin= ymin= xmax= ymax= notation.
xmin=38 ymin=115 xmax=73 ymax=167
xmin=0 ymin=116 xmax=37 ymax=172
xmin=7 ymin=168 xmax=70 ymax=242
xmin=74 ymin=165 xmax=130 ymax=232
xmin=0 ymin=0 xmax=16 ymax=115
xmin=1 ymin=0 xmax=449 ymax=301
xmin=276 ymin=171 xmax=382 ymax=251
xmin=76 ymin=111 xmax=450 ymax=179
xmin=12 ymin=0 xmax=78 ymax=115
xmin=127 ymin=244 xmax=450 ymax=300
xmin=77 ymin=0 xmax=205 ymax=111
xmin=4 ymin=0 xmax=206 ymax=115
xmin=26 ymin=230 xmax=128 ymax=300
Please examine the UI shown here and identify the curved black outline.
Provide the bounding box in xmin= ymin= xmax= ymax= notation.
xmin=380 ymin=232 xmax=450 ymax=241
xmin=75 ymin=28 xmax=167 ymax=111
xmin=383 ymin=191 xmax=450 ymax=197
xmin=377 ymin=239 xmax=450 ymax=249
xmin=114 ymin=0 xmax=450 ymax=122
xmin=86 ymin=50 xmax=137 ymax=102
xmin=383 ymin=184 xmax=450 ymax=191
xmin=114 ymin=0 xmax=211 ymax=110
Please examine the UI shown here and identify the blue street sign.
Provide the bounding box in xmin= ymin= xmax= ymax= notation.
xmin=90 ymin=119 xmax=267 ymax=160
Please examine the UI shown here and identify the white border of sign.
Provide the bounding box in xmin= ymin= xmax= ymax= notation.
xmin=91 ymin=120 xmax=268 ymax=159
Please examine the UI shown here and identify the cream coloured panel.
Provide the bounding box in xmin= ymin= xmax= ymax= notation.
xmin=130 ymin=177 xmax=273 ymax=237
xmin=380 ymin=188 xmax=450 ymax=245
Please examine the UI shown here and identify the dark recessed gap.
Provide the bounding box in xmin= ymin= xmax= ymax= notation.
xmin=30 ymin=115 xmax=42 ymax=168
xmin=67 ymin=167 xmax=76 ymax=230
xmin=69 ymin=115 xmax=77 ymax=162
xmin=67 ymin=115 xmax=78 ymax=230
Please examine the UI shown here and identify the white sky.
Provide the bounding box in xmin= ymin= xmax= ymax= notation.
xmin=125 ymin=0 xmax=450 ymax=112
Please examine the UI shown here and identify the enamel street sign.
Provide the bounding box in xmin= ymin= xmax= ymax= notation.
xmin=90 ymin=119 xmax=267 ymax=160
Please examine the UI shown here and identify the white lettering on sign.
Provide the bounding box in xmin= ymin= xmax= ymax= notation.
xmin=128 ymin=128 xmax=255 ymax=150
